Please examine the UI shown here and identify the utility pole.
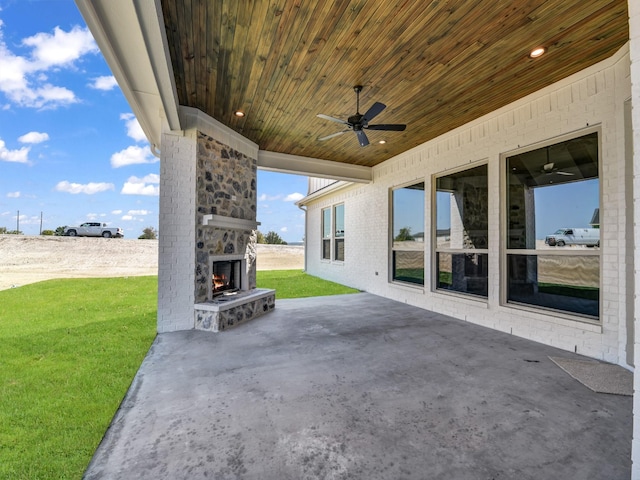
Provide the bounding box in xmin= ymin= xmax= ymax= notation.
xmin=40 ymin=211 xmax=43 ymax=235
xmin=16 ymin=210 xmax=19 ymax=234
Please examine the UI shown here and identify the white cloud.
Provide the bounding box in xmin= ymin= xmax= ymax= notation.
xmin=0 ymin=139 xmax=30 ymax=163
xmin=120 ymin=113 xmax=146 ymax=142
xmin=90 ymin=75 xmax=118 ymax=91
xmin=280 ymin=227 xmax=288 ymax=233
xmin=0 ymin=23 xmax=97 ymax=108
xmin=18 ymin=131 xmax=49 ymax=144
xmin=259 ymin=192 xmax=304 ymax=203
xmin=128 ymin=209 xmax=149 ymax=215
xmin=6 ymin=191 xmax=20 ymax=198
xmin=121 ymin=174 xmax=160 ymax=196
xmin=55 ymin=180 xmax=114 ymax=194
xmin=122 ymin=215 xmax=133 ymax=221
xmin=259 ymin=193 xmax=283 ymax=202
xmin=110 ymin=145 xmax=157 ymax=168
xmin=284 ymin=192 xmax=304 ymax=202
xmin=22 ymin=25 xmax=98 ymax=70
xmin=111 ymin=209 xmax=123 ymax=215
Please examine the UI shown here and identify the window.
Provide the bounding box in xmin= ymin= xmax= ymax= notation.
xmin=321 ymin=204 xmax=345 ymax=261
xmin=322 ymin=207 xmax=331 ymax=260
xmin=435 ymin=164 xmax=489 ymax=297
xmin=504 ymin=131 xmax=599 ymax=319
xmin=391 ymin=182 xmax=425 ymax=285
xmin=334 ymin=204 xmax=345 ymax=261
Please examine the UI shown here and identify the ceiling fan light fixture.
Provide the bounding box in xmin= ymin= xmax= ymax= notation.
xmin=234 ymin=111 xmax=245 ymax=117
xmin=529 ymin=47 xmax=546 ymax=58
xmin=378 ymin=140 xmax=386 ymax=144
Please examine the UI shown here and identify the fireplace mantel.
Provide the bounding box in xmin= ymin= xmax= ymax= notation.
xmin=202 ymin=214 xmax=260 ymax=230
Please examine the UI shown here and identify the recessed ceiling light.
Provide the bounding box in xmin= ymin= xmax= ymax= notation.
xmin=378 ymin=140 xmax=386 ymax=144
xmin=529 ymin=47 xmax=546 ymax=58
xmin=234 ymin=111 xmax=245 ymax=117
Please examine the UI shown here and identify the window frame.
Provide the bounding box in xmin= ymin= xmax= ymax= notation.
xmin=333 ymin=203 xmax=345 ymax=262
xmin=321 ymin=203 xmax=345 ymax=262
xmin=432 ymin=161 xmax=489 ymax=299
xmin=321 ymin=207 xmax=331 ymax=260
xmin=500 ymin=127 xmax=602 ymax=323
xmin=390 ymin=179 xmax=426 ymax=287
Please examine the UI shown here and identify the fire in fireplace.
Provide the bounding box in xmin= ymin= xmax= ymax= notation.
xmin=212 ymin=260 xmax=242 ymax=297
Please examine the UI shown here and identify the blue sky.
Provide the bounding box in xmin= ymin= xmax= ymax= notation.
xmin=0 ymin=0 xmax=307 ymax=242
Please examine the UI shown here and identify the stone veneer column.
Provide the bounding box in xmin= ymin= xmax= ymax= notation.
xmin=194 ymin=133 xmax=258 ymax=304
xmin=157 ymin=129 xmax=197 ymax=333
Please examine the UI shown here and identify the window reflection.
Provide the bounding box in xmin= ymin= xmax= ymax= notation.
xmin=507 ymin=132 xmax=599 ymax=251
xmin=435 ymin=164 xmax=488 ymax=297
xmin=507 ymin=254 xmax=599 ymax=317
xmin=436 ymin=252 xmax=488 ymax=297
xmin=505 ymin=131 xmax=600 ymax=319
xmin=334 ymin=204 xmax=344 ymax=261
xmin=322 ymin=208 xmax=331 ymax=260
xmin=392 ymin=182 xmax=424 ymax=285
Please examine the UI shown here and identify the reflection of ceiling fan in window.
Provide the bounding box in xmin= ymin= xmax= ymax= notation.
xmin=540 ymin=161 xmax=574 ymax=176
xmin=534 ymin=146 xmax=574 ymax=184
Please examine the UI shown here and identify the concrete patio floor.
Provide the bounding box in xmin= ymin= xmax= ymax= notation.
xmin=84 ymin=293 xmax=632 ymax=479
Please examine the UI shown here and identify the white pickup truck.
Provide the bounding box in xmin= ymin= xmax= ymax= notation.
xmin=64 ymin=222 xmax=124 ymax=238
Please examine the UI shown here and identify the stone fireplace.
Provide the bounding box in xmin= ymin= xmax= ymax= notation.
xmin=193 ymin=132 xmax=275 ymax=331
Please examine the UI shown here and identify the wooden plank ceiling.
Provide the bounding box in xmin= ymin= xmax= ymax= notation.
xmin=161 ymin=0 xmax=628 ymax=168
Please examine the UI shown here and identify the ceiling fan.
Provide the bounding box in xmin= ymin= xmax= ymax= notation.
xmin=317 ymin=85 xmax=407 ymax=147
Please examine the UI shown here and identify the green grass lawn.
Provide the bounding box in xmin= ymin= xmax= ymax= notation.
xmin=0 ymin=277 xmax=158 ymax=480
xmin=257 ymin=269 xmax=359 ymax=298
xmin=0 ymin=270 xmax=357 ymax=479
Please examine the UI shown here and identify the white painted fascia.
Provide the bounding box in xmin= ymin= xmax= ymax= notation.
xmin=258 ymin=150 xmax=372 ymax=183
xmin=74 ymin=0 xmax=181 ymax=152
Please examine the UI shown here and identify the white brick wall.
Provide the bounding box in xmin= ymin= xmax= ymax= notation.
xmin=628 ymin=0 xmax=640 ymax=475
xmin=157 ymin=129 xmax=197 ymax=332
xmin=304 ymin=44 xmax=632 ymax=367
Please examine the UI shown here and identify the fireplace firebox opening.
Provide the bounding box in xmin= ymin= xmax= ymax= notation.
xmin=211 ymin=258 xmax=245 ymax=298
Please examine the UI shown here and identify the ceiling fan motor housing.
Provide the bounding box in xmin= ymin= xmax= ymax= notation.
xmin=349 ymin=114 xmax=364 ymax=129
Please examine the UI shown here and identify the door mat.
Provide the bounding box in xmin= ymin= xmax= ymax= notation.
xmin=549 ymin=357 xmax=633 ymax=396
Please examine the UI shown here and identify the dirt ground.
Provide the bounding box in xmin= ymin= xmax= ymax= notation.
xmin=0 ymin=235 xmax=304 ymax=291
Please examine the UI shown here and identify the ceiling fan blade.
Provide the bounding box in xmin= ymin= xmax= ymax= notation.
xmin=317 ymin=114 xmax=348 ymax=125
xmin=318 ymin=130 xmax=348 ymax=141
xmin=362 ymin=102 xmax=386 ymax=123
xmin=366 ymin=124 xmax=407 ymax=131
xmin=356 ymin=130 xmax=370 ymax=147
